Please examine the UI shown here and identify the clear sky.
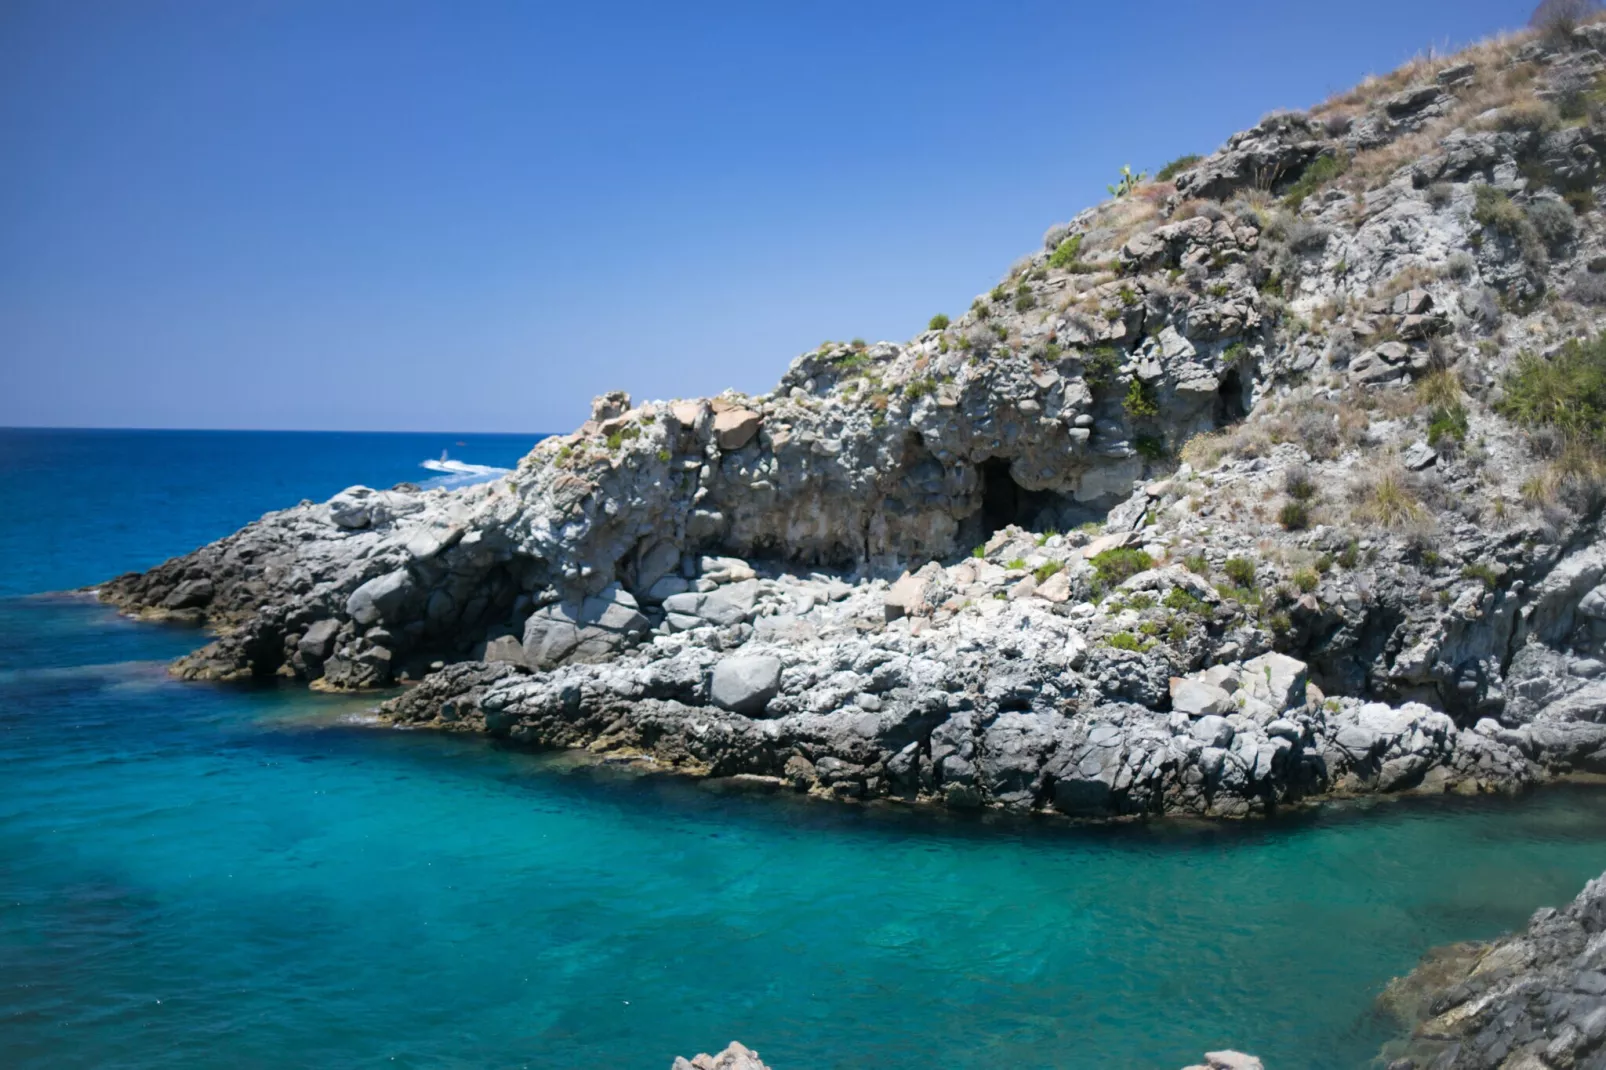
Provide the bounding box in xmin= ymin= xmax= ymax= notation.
xmin=1 ymin=0 xmax=1532 ymax=433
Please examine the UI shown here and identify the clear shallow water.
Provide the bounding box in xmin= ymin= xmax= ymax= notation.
xmin=3 ymin=430 xmax=1606 ymax=1070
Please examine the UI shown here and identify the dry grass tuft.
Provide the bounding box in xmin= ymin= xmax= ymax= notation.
xmin=1415 ymin=369 xmax=1464 ymax=410
xmin=1349 ymin=465 xmax=1425 ymax=528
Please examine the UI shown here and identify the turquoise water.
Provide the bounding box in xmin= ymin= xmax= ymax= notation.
xmin=3 ymin=430 xmax=1606 ymax=1069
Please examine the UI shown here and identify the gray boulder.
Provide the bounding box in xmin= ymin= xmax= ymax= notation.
xmin=1170 ymin=677 xmax=1235 ymax=716
xmin=346 ymin=569 xmax=415 ymax=627
xmin=709 ymin=655 xmax=783 ymax=714
xmin=297 ymin=618 xmax=340 ymax=659
xmin=521 ymin=584 xmax=648 ymax=668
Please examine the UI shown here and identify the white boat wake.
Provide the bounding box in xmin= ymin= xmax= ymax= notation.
xmin=419 ymin=451 xmax=512 ymax=489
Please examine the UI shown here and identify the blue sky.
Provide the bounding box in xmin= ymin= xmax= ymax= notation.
xmin=1 ymin=0 xmax=1531 ymax=432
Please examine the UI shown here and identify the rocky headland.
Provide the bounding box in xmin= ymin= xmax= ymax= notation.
xmin=97 ymin=16 xmax=1606 ymax=1067
xmin=102 ymin=22 xmax=1606 ymax=825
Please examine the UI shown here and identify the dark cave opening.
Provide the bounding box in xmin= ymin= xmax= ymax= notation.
xmin=962 ymin=457 xmax=1111 ymax=552
xmin=979 ymin=457 xmax=1025 ymax=536
xmin=1216 ymin=367 xmax=1247 ymax=423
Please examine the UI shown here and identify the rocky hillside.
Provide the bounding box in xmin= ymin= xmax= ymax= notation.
xmin=101 ymin=21 xmax=1606 ymax=820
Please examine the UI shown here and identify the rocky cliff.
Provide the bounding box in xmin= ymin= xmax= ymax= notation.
xmin=102 ymin=22 xmax=1606 ymax=820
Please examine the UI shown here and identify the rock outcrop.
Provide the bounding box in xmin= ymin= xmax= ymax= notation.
xmin=100 ymin=22 xmax=1606 ymax=818
xmin=671 ymin=1042 xmax=771 ymax=1070
xmin=1379 ymin=867 xmax=1606 ymax=1069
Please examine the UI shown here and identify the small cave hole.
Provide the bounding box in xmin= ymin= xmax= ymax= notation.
xmin=1216 ymin=368 xmax=1247 ymax=423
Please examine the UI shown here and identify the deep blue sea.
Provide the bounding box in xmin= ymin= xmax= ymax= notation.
xmin=3 ymin=428 xmax=1606 ymax=1070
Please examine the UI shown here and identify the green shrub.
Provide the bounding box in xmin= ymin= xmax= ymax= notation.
xmin=1462 ymin=562 xmax=1501 ymax=587
xmin=1049 ymin=234 xmax=1088 ymax=271
xmin=1005 ymin=557 xmax=1029 ymax=571
xmin=656 ymin=448 xmax=672 ymax=462
xmin=1156 ymin=153 xmax=1202 ymax=182
xmin=1473 ymin=186 xmax=1527 ymax=235
xmin=1292 ymin=568 xmax=1319 ymax=593
xmin=1015 ymin=292 xmax=1036 ymax=312
xmin=1336 ymin=540 xmax=1360 ymax=569
xmin=1283 ymin=153 xmax=1350 ymax=211
xmin=1035 ymin=528 xmax=1059 ymax=545
xmin=1496 ymin=335 xmax=1606 ymax=450
xmin=928 ymin=313 xmax=950 ymax=331
xmin=1427 ymin=403 xmax=1469 ymax=447
xmin=1106 ymin=631 xmax=1146 ymax=652
xmin=1123 ymin=379 xmax=1160 ymax=418
xmin=1084 ymin=347 xmax=1122 ymax=390
xmin=1033 ymin=560 xmax=1065 ymax=584
xmin=972 ymin=544 xmax=986 ymax=558
xmin=1134 ymin=434 xmax=1167 ymax=460
xmin=1163 ymin=587 xmax=1208 ymax=614
xmin=904 ymin=377 xmax=937 ymax=401
xmin=1216 ymin=583 xmax=1261 ymax=606
xmin=1183 ymin=553 xmax=1209 ymax=574
xmin=1278 ymin=500 xmax=1311 ymax=530
xmin=990 ymin=284 xmax=1007 ymax=302
xmin=605 ymin=425 xmax=642 ymax=451
xmin=1091 ymin=547 xmax=1155 ymax=585
xmin=1223 ymin=557 xmax=1256 ymax=587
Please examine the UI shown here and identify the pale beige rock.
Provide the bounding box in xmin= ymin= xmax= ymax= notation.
xmin=1082 ymin=531 xmax=1141 ymax=558
xmin=712 ymin=408 xmax=762 ymax=449
xmin=671 ymin=1041 xmax=772 ymax=1070
xmin=1036 ymin=570 xmax=1072 ymax=602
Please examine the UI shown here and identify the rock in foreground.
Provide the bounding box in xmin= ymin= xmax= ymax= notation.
xmin=672 ymin=1042 xmax=771 ymax=1070
xmin=1379 ymin=868 xmax=1606 ymax=1068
